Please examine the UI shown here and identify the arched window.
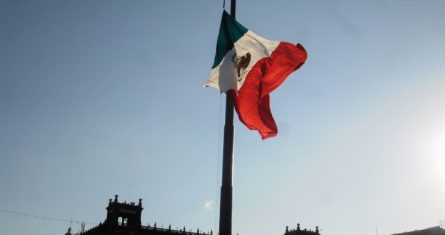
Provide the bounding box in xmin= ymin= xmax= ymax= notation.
xmin=118 ymin=216 xmax=128 ymax=227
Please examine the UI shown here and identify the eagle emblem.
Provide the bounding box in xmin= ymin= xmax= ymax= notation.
xmin=232 ymin=52 xmax=251 ymax=81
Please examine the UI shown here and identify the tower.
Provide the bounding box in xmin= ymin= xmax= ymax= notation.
xmin=76 ymin=195 xmax=212 ymax=235
xmin=104 ymin=195 xmax=143 ymax=229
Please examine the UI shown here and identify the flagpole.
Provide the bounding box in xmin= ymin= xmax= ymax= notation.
xmin=219 ymin=1 xmax=236 ymax=235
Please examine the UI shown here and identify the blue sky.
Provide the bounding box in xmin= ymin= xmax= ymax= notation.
xmin=1 ymin=1 xmax=445 ymax=235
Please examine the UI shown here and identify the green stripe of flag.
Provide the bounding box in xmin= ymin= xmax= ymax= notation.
xmin=212 ymin=11 xmax=248 ymax=68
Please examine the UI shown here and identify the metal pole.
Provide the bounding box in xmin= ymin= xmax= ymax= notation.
xmin=218 ymin=1 xmax=236 ymax=235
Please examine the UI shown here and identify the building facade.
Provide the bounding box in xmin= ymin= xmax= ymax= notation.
xmin=65 ymin=195 xmax=320 ymax=235
xmin=284 ymin=223 xmax=320 ymax=235
xmin=71 ymin=195 xmax=211 ymax=235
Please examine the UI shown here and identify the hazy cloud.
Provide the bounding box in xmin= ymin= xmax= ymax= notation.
xmin=204 ymin=200 xmax=214 ymax=210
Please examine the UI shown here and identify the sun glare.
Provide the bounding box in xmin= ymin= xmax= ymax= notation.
xmin=427 ymin=122 xmax=445 ymax=183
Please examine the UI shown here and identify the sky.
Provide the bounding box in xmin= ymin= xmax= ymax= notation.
xmin=1 ymin=1 xmax=445 ymax=235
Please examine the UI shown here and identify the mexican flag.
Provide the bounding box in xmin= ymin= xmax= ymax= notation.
xmin=205 ymin=11 xmax=307 ymax=139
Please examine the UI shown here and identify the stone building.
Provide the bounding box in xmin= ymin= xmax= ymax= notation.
xmin=75 ymin=195 xmax=211 ymax=235
xmin=66 ymin=195 xmax=320 ymax=235
xmin=284 ymin=223 xmax=320 ymax=235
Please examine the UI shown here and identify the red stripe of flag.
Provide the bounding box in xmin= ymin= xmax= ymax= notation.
xmin=233 ymin=43 xmax=307 ymax=139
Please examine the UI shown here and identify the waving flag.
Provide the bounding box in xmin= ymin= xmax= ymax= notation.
xmin=205 ymin=11 xmax=307 ymax=139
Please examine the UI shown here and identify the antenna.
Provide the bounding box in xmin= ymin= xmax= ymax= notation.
xmin=129 ymin=184 xmax=132 ymax=201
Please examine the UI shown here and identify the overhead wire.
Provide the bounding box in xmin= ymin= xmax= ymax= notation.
xmin=0 ymin=208 xmax=98 ymax=225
